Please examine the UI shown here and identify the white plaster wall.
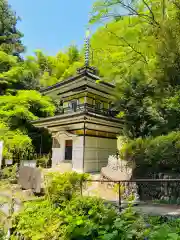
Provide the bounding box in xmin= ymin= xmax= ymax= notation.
xmin=51 ymin=137 xmax=66 ymax=167
xmin=51 ymin=134 xmax=117 ymax=173
xmin=84 ymin=136 xmax=117 ymax=172
xmin=72 ymin=136 xmax=84 ymax=172
xmin=52 ymin=148 xmax=62 ymax=167
xmin=52 ymin=135 xmax=84 ymax=172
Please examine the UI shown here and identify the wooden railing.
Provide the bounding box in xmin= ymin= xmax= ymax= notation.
xmin=56 ymin=103 xmax=119 ymax=117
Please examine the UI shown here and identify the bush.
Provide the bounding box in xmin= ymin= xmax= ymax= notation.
xmin=12 ymin=197 xmax=180 ymax=240
xmin=11 ymin=171 xmax=180 ymax=240
xmin=60 ymin=196 xmax=117 ymax=239
xmin=12 ymin=199 xmax=62 ymax=240
xmin=102 ymin=212 xmax=180 ymax=240
xmin=36 ymin=155 xmax=49 ymax=168
xmin=44 ymin=171 xmax=90 ymax=204
xmin=0 ymin=229 xmax=5 ymax=239
xmin=121 ymin=131 xmax=180 ymax=171
xmin=0 ymin=164 xmax=18 ymax=182
xmin=12 ymin=197 xmax=117 ymax=240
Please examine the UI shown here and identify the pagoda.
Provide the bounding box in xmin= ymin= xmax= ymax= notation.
xmin=32 ymin=31 xmax=122 ymax=173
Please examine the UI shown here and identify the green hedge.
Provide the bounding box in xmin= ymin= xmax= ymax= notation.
xmin=121 ymin=131 xmax=180 ymax=171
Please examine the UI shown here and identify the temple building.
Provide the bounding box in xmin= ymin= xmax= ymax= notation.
xmin=32 ymin=33 xmax=122 ymax=173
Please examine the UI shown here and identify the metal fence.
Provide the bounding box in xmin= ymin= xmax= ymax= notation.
xmin=80 ymin=179 xmax=180 ymax=212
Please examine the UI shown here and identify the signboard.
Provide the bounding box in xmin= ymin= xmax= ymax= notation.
xmin=0 ymin=141 xmax=3 ymax=169
xmin=21 ymin=160 xmax=36 ymax=168
xmin=5 ymin=159 xmax=13 ymax=165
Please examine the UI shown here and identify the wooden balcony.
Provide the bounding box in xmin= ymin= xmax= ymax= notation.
xmin=56 ymin=103 xmax=119 ymax=118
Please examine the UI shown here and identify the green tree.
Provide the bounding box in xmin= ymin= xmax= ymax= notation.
xmin=0 ymin=121 xmax=32 ymax=159
xmin=0 ymin=51 xmax=17 ymax=95
xmin=0 ymin=54 xmax=41 ymax=95
xmin=0 ymin=0 xmax=24 ymax=56
xmin=90 ymin=0 xmax=180 ymax=86
xmin=33 ymin=46 xmax=83 ymax=88
xmin=0 ymin=0 xmax=40 ymax=94
xmin=67 ymin=45 xmax=80 ymax=64
xmin=90 ymin=2 xmax=158 ymax=80
xmin=114 ymin=75 xmax=165 ymax=139
xmin=13 ymin=56 xmax=41 ymax=91
xmin=0 ymin=90 xmax=55 ymax=129
xmin=90 ymin=0 xmax=180 ymax=138
xmin=0 ymin=90 xmax=55 ymax=158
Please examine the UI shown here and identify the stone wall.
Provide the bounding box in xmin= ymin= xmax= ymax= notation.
xmin=134 ymin=166 xmax=180 ymax=203
xmin=101 ymin=158 xmax=180 ymax=203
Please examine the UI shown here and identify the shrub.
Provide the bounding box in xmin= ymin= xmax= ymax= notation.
xmin=36 ymin=155 xmax=49 ymax=168
xmin=102 ymin=211 xmax=180 ymax=240
xmin=0 ymin=164 xmax=18 ymax=181
xmin=12 ymin=196 xmax=117 ymax=240
xmin=12 ymin=197 xmax=180 ymax=240
xmin=0 ymin=228 xmax=5 ymax=239
xmin=44 ymin=171 xmax=90 ymax=204
xmin=12 ymin=199 xmax=62 ymax=240
xmin=11 ymin=172 xmax=117 ymax=240
xmin=121 ymin=131 xmax=180 ymax=171
xmin=11 ymin=170 xmax=180 ymax=240
xmin=60 ymin=196 xmax=117 ymax=240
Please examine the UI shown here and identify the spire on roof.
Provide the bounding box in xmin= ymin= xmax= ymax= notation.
xmin=77 ymin=27 xmax=98 ymax=76
xmin=85 ymin=28 xmax=90 ymax=67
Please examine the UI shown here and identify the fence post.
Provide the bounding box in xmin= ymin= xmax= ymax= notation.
xmin=80 ymin=179 xmax=83 ymax=196
xmin=118 ymin=181 xmax=121 ymax=212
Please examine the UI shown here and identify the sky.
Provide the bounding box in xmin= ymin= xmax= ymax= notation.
xmin=8 ymin=0 xmax=96 ymax=56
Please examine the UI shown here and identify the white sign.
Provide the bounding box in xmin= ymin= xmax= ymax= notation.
xmin=0 ymin=141 xmax=3 ymax=169
xmin=21 ymin=160 xmax=37 ymax=168
xmin=5 ymin=159 xmax=13 ymax=165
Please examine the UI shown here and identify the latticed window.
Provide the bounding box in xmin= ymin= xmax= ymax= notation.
xmin=95 ymin=100 xmax=101 ymax=110
xmin=69 ymin=100 xmax=78 ymax=112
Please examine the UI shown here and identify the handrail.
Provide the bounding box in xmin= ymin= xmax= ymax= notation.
xmin=56 ymin=103 xmax=118 ymax=117
xmin=80 ymin=178 xmax=180 ymax=212
xmin=84 ymin=179 xmax=180 ymax=183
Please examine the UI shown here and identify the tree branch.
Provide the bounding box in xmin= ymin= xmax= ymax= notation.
xmin=106 ymin=26 xmax=148 ymax=64
xmin=116 ymin=0 xmax=160 ymax=26
xmin=142 ymin=0 xmax=157 ymax=24
xmin=92 ymin=0 xmax=160 ymax=26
